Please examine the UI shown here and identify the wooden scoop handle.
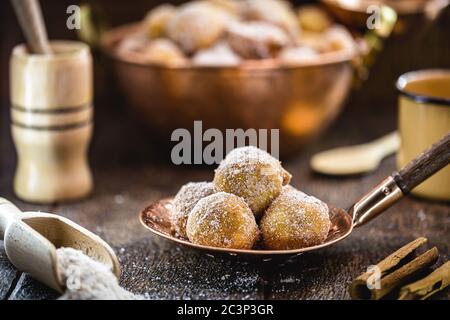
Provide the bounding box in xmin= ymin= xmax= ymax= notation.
xmin=392 ymin=131 xmax=450 ymax=194
xmin=10 ymin=0 xmax=52 ymax=54
xmin=0 ymin=198 xmax=24 ymax=240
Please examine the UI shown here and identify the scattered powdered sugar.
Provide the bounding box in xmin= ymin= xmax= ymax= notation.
xmin=172 ymin=181 xmax=216 ymax=238
xmin=214 ymin=146 xmax=291 ymax=216
xmin=186 ymin=192 xmax=259 ymax=249
xmin=260 ymin=186 xmax=331 ymax=250
xmin=56 ymin=247 xmax=143 ymax=300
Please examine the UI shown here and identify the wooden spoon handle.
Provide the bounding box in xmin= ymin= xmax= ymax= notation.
xmin=392 ymin=131 xmax=450 ymax=194
xmin=371 ymin=131 xmax=400 ymax=159
xmin=0 ymin=198 xmax=23 ymax=240
xmin=10 ymin=0 xmax=51 ymax=54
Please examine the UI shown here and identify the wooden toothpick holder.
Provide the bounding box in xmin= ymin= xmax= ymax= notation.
xmin=10 ymin=41 xmax=93 ymax=204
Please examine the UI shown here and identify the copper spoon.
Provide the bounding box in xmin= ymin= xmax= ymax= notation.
xmin=0 ymin=200 xmax=120 ymax=292
xmin=140 ymin=132 xmax=450 ymax=259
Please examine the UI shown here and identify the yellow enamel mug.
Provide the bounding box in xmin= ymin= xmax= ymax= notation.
xmin=397 ymin=69 xmax=450 ymax=201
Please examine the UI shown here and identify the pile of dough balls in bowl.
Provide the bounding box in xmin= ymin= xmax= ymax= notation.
xmin=172 ymin=147 xmax=331 ymax=251
xmin=115 ymin=0 xmax=357 ymax=67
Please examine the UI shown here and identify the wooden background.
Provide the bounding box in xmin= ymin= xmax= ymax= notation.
xmin=0 ymin=0 xmax=449 ymax=300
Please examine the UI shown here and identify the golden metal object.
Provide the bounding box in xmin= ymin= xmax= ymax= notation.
xmin=322 ymin=0 xmax=424 ymax=30
xmin=351 ymin=176 xmax=403 ymax=227
xmin=101 ymin=23 xmax=357 ymax=157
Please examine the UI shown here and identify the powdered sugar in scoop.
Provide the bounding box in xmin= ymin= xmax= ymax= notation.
xmin=57 ymin=247 xmax=143 ymax=300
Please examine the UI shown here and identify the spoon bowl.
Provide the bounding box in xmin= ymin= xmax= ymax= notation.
xmin=140 ymin=198 xmax=353 ymax=259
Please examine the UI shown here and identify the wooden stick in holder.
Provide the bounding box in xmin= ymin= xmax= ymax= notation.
xmin=10 ymin=41 xmax=93 ymax=204
xmin=10 ymin=0 xmax=52 ymax=54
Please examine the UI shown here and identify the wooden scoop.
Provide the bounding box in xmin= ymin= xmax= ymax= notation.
xmin=0 ymin=198 xmax=120 ymax=293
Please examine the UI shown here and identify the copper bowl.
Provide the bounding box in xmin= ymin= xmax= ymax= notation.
xmin=101 ymin=23 xmax=357 ymax=156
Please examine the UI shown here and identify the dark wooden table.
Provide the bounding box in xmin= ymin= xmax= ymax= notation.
xmin=0 ymin=1 xmax=449 ymax=300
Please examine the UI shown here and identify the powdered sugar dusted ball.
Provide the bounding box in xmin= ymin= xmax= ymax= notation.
xmin=260 ymin=186 xmax=331 ymax=250
xmin=297 ymin=5 xmax=332 ymax=33
xmin=279 ymin=46 xmax=319 ymax=65
xmin=141 ymin=39 xmax=187 ymax=66
xmin=244 ymin=0 xmax=300 ymax=41
xmin=166 ymin=1 xmax=235 ymax=54
xmin=192 ymin=41 xmax=241 ymax=66
xmin=186 ymin=192 xmax=259 ymax=249
xmin=144 ymin=4 xmax=177 ymax=39
xmin=209 ymin=0 xmax=244 ymax=16
xmin=324 ymin=25 xmax=356 ymax=54
xmin=227 ymin=21 xmax=290 ymax=59
xmin=172 ymin=182 xmax=216 ymax=238
xmin=214 ymin=146 xmax=291 ymax=217
xmin=116 ymin=33 xmax=149 ymax=55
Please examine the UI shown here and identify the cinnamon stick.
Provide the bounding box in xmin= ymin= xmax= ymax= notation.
xmin=398 ymin=261 xmax=450 ymax=300
xmin=350 ymin=237 xmax=439 ymax=300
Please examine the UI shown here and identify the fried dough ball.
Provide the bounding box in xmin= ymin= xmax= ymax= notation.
xmin=214 ymin=146 xmax=291 ymax=217
xmin=192 ymin=41 xmax=241 ymax=66
xmin=144 ymin=4 xmax=177 ymax=39
xmin=244 ymin=0 xmax=300 ymax=41
xmin=172 ymin=182 xmax=216 ymax=238
xmin=186 ymin=192 xmax=259 ymax=249
xmin=117 ymin=33 xmax=149 ymax=55
xmin=324 ymin=25 xmax=357 ymax=54
xmin=279 ymin=46 xmax=319 ymax=65
xmin=166 ymin=1 xmax=235 ymax=54
xmin=208 ymin=0 xmax=244 ymax=16
xmin=141 ymin=39 xmax=187 ymax=66
xmin=297 ymin=5 xmax=332 ymax=33
xmin=227 ymin=21 xmax=290 ymax=59
xmin=260 ymin=186 xmax=331 ymax=250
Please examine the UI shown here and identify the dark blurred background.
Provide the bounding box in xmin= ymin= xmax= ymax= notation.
xmin=1 ymin=0 xmax=449 ymax=177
